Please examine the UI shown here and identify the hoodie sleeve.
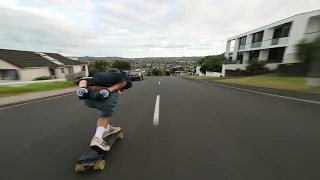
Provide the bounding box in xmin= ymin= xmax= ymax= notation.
xmin=119 ymin=73 xmax=132 ymax=89
xmin=124 ymin=78 xmax=132 ymax=89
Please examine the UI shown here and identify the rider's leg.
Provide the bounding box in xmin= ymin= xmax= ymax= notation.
xmin=94 ymin=116 xmax=110 ymax=140
xmin=90 ymin=112 xmax=111 ymax=152
xmin=90 ymin=91 xmax=120 ymax=151
xmin=100 ymin=91 xmax=121 ymax=137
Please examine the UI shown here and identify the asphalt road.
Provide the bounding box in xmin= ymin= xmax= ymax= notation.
xmin=0 ymin=76 xmax=319 ymax=180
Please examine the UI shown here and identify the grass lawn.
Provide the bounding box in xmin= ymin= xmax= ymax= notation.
xmin=0 ymin=81 xmax=76 ymax=97
xmin=217 ymin=76 xmax=320 ymax=94
xmin=186 ymin=76 xmax=222 ymax=80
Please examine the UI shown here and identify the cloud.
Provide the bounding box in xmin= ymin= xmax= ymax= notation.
xmin=0 ymin=0 xmax=319 ymax=57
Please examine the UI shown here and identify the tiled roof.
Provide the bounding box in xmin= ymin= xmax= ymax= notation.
xmin=0 ymin=49 xmax=60 ymax=68
xmin=44 ymin=53 xmax=87 ymax=66
xmin=0 ymin=48 xmax=87 ymax=69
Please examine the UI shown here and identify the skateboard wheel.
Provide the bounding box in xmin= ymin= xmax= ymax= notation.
xmin=93 ymin=160 xmax=105 ymax=170
xmin=75 ymin=165 xmax=86 ymax=172
xmin=117 ymin=133 xmax=124 ymax=139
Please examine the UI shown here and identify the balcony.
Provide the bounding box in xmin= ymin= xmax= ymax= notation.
xmin=238 ymin=37 xmax=289 ymax=51
xmin=270 ymin=37 xmax=289 ymax=46
xmin=239 ymin=45 xmax=245 ymax=50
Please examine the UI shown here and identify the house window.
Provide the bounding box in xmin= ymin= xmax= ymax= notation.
xmin=237 ymin=52 xmax=244 ymax=63
xmin=82 ymin=66 xmax=86 ymax=71
xmin=252 ymin=31 xmax=264 ymax=43
xmin=268 ymin=47 xmax=285 ymax=63
xmin=249 ymin=50 xmax=260 ymax=61
xmin=49 ymin=68 xmax=55 ymax=75
xmin=239 ymin=36 xmax=247 ymax=46
xmin=0 ymin=69 xmax=19 ymax=80
xmin=273 ymin=22 xmax=292 ymax=38
xmin=67 ymin=67 xmax=74 ymax=73
xmin=61 ymin=68 xmax=65 ymax=74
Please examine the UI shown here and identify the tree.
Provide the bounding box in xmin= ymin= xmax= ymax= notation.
xmin=305 ymin=35 xmax=320 ymax=81
xmin=245 ymin=58 xmax=268 ymax=75
xmin=312 ymin=35 xmax=320 ymax=62
xmin=88 ymin=60 xmax=111 ymax=76
xmin=151 ymin=68 xmax=163 ymax=76
xmin=163 ymin=69 xmax=171 ymax=76
xmin=198 ymin=54 xmax=228 ymax=74
xmin=111 ymin=60 xmax=131 ymax=71
xmin=296 ymin=39 xmax=314 ymax=64
xmin=296 ymin=35 xmax=320 ymax=74
xmin=196 ymin=58 xmax=205 ymax=65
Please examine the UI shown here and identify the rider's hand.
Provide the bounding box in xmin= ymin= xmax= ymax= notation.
xmin=95 ymin=89 xmax=111 ymax=101
xmin=76 ymin=87 xmax=89 ymax=100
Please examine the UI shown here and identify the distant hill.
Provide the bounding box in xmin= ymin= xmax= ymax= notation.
xmin=76 ymin=56 xmax=203 ymax=62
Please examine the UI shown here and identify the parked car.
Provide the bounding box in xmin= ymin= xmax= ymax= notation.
xmin=128 ymin=70 xmax=144 ymax=81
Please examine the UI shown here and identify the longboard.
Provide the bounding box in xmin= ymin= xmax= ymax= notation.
xmin=75 ymin=131 xmax=124 ymax=172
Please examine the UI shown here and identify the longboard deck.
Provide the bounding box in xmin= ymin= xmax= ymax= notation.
xmin=103 ymin=131 xmax=123 ymax=148
xmin=75 ymin=131 xmax=123 ymax=172
xmin=77 ymin=149 xmax=103 ymax=162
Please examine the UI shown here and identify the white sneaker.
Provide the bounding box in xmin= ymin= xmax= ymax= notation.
xmin=90 ymin=136 xmax=110 ymax=151
xmin=103 ymin=125 xmax=121 ymax=138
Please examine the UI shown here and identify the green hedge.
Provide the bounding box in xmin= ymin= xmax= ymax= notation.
xmin=33 ymin=76 xmax=52 ymax=81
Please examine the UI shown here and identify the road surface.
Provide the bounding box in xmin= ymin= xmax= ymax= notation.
xmin=0 ymin=77 xmax=319 ymax=180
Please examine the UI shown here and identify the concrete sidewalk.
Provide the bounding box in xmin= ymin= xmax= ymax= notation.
xmin=0 ymin=87 xmax=78 ymax=107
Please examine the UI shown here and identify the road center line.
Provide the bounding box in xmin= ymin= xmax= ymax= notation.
xmin=153 ymin=95 xmax=160 ymax=126
xmin=159 ymin=81 xmax=161 ymax=84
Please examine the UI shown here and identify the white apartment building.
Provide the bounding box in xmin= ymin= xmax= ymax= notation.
xmin=223 ymin=9 xmax=320 ymax=76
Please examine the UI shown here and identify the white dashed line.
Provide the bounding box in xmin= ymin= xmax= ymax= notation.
xmin=153 ymin=95 xmax=160 ymax=126
xmin=159 ymin=81 xmax=161 ymax=84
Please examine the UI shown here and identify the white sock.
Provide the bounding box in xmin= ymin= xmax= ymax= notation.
xmin=95 ymin=126 xmax=106 ymax=140
xmin=105 ymin=124 xmax=110 ymax=132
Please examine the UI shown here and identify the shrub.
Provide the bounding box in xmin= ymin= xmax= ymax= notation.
xmin=246 ymin=58 xmax=269 ymax=74
xmin=33 ymin=76 xmax=52 ymax=81
xmin=225 ymin=66 xmax=274 ymax=77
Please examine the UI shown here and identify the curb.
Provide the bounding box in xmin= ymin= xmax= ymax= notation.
xmin=182 ymin=77 xmax=320 ymax=105
xmin=0 ymin=88 xmax=77 ymax=109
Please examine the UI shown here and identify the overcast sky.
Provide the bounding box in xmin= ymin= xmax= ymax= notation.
xmin=0 ymin=0 xmax=319 ymax=57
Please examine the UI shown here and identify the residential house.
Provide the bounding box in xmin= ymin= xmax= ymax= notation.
xmin=172 ymin=66 xmax=196 ymax=76
xmin=223 ymin=9 xmax=320 ymax=76
xmin=0 ymin=48 xmax=89 ymax=81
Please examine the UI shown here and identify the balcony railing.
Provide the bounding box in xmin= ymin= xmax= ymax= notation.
xmin=238 ymin=37 xmax=289 ymax=51
xmin=251 ymin=41 xmax=262 ymax=48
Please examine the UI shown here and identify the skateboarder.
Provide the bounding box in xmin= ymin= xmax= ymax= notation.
xmin=76 ymin=68 xmax=132 ymax=152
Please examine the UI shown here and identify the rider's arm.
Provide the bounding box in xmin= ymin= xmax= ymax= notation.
xmin=112 ymin=73 xmax=132 ymax=92
xmin=78 ymin=79 xmax=87 ymax=88
xmin=108 ymin=81 xmax=127 ymax=92
xmin=123 ymin=79 xmax=132 ymax=89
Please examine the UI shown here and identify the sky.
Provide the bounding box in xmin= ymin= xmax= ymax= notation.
xmin=0 ymin=0 xmax=319 ymax=58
